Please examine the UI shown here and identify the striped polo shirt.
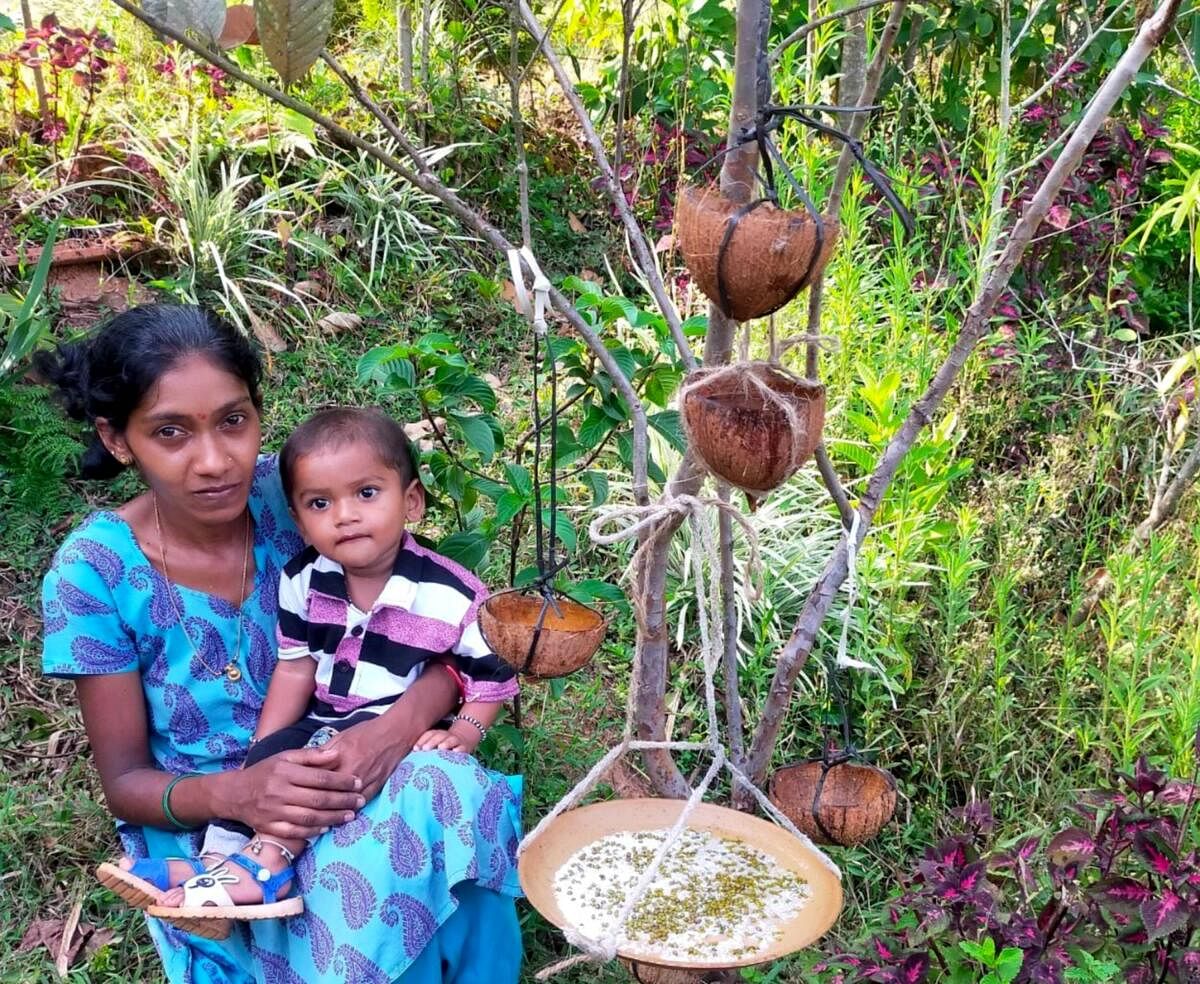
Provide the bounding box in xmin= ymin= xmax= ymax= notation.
xmin=276 ymin=532 xmax=518 ymax=720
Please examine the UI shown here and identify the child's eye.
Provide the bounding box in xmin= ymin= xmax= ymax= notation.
xmin=358 ymin=486 xmax=379 ymax=500
xmin=306 ymin=497 xmax=330 ymax=511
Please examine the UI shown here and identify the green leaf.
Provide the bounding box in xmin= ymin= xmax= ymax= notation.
xmin=1112 ymin=328 xmax=1139 ymax=343
xmin=144 ymin=0 xmax=227 ymax=44
xmin=578 ymin=470 xmax=609 ymax=507
xmin=470 ymin=477 xmax=508 ymax=501
xmin=562 ymin=274 xmax=603 ymax=299
xmin=357 ymin=345 xmax=414 ymax=387
xmin=0 ymin=13 xmax=16 ymax=30
xmin=567 ymin=578 xmax=626 ymax=606
xmin=437 ymin=530 xmax=489 ymax=571
xmin=579 ymin=405 xmax=615 ymax=448
xmin=449 ymin=412 xmax=496 ymax=462
xmin=605 ymin=343 xmax=637 ymax=381
xmin=504 ymin=463 xmax=533 ymax=498
xmin=434 ymin=366 xmax=497 ymax=411
xmin=680 ymin=314 xmax=708 ymax=336
xmin=494 ymin=491 xmax=527 ymax=527
xmin=597 ymin=295 xmax=639 ymax=325
xmin=649 ymin=410 xmax=686 ymax=452
xmin=255 ymin=0 xmax=334 ymax=86
xmin=994 ymin=948 xmax=1023 ymax=983
xmin=542 ymin=510 xmax=576 ymax=551
xmin=282 ymin=108 xmax=317 ymax=141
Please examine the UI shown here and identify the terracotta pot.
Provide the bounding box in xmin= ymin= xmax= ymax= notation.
xmin=769 ymin=761 xmax=897 ymax=847
xmin=676 ymin=184 xmax=838 ymax=322
xmin=681 ymin=363 xmax=825 ymax=495
xmin=478 ymin=592 xmax=606 ymax=678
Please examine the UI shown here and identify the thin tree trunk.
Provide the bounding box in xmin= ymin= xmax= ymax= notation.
xmin=745 ymin=0 xmax=1184 ymax=784
xmin=399 ymin=1 xmax=413 ymax=93
xmin=837 ymin=7 xmax=869 ymax=130
xmin=20 ymin=0 xmax=50 ymax=128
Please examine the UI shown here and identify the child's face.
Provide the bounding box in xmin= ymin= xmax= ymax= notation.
xmin=289 ymin=441 xmax=424 ymax=577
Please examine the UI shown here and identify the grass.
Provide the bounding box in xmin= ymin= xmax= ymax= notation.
xmin=2 ymin=4 xmax=1199 ymax=982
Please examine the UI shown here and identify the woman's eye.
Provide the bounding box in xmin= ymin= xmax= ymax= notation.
xmin=156 ymin=425 xmax=183 ymax=439
xmin=359 ymin=486 xmax=379 ymax=500
xmin=224 ymin=412 xmax=247 ymax=427
xmin=307 ymin=498 xmax=329 ymax=511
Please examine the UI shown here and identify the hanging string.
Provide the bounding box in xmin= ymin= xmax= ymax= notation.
xmin=522 ymin=495 xmax=838 ymax=980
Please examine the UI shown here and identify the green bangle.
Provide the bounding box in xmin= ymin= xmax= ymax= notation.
xmin=161 ymin=772 xmax=199 ymax=830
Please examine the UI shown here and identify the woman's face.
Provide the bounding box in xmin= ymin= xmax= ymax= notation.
xmin=100 ymin=353 xmax=262 ymax=528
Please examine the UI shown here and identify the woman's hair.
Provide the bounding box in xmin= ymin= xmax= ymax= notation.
xmin=280 ymin=407 xmax=420 ymax=504
xmin=35 ymin=304 xmax=263 ymax=480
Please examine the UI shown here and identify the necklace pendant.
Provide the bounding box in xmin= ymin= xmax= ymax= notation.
xmin=224 ymin=662 xmax=242 ymax=682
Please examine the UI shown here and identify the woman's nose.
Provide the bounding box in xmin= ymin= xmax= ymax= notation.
xmin=194 ymin=433 xmax=228 ymax=474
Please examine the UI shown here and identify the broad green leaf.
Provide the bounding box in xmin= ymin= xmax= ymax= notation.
xmin=541 ymin=509 xmax=576 ymax=551
xmin=597 ymin=295 xmax=639 ymax=325
xmin=448 ymin=412 xmax=496 ymax=462
xmin=434 ymin=365 xmax=497 ymax=411
xmin=504 ymin=463 xmax=533 ymax=498
xmin=649 ymin=410 xmax=686 ymax=452
xmin=357 ymin=345 xmax=413 ymax=386
xmin=282 ymin=108 xmax=317 ymax=141
xmin=256 ymin=0 xmax=335 ymax=87
xmin=568 ymin=578 xmax=626 ymax=605
xmin=437 ymin=530 xmax=489 ymax=570
xmin=494 ymin=491 xmax=527 ymax=527
xmin=470 ymin=476 xmax=508 ymax=501
xmin=680 ymin=314 xmax=708 ymax=336
xmin=562 ymin=274 xmax=603 ymax=299
xmin=604 ymin=343 xmax=637 ymax=381
xmin=578 ymin=470 xmax=609 ymax=507
xmin=994 ymin=948 xmax=1023 ymax=983
xmin=0 ymin=13 xmax=16 ymax=30
xmin=144 ymin=0 xmax=227 ymax=44
xmin=579 ymin=406 xmax=615 ymax=448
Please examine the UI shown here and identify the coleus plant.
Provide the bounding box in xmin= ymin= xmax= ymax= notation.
xmin=823 ymin=739 xmax=1200 ymax=984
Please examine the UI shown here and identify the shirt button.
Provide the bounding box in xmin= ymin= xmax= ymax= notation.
xmin=335 ymin=660 xmax=352 ymax=673
xmin=350 ymin=625 xmax=364 ymax=637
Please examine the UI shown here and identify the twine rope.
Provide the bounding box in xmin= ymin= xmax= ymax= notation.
xmin=676 ymin=361 xmax=829 ymax=496
xmin=523 ymin=494 xmax=838 ymax=980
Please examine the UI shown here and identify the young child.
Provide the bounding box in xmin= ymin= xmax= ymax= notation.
xmin=154 ymin=407 xmax=518 ymax=922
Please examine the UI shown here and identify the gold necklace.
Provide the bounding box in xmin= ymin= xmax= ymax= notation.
xmin=153 ymin=494 xmax=250 ymax=682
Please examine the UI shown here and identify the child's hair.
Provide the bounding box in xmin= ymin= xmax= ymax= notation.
xmin=280 ymin=407 xmax=420 ymax=503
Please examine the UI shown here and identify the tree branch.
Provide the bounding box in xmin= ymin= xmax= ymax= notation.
xmin=516 ymin=0 xmax=696 ymax=373
xmin=1016 ymin=0 xmax=1132 ymax=112
xmin=107 ymin=0 xmax=654 ymax=504
xmin=745 ymin=0 xmax=1184 ymax=784
xmin=769 ymin=0 xmax=895 ymax=64
xmin=815 ymin=443 xmax=854 ymax=527
xmin=806 ymin=0 xmax=909 ymax=377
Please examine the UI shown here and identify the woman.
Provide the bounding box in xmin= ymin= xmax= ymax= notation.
xmin=38 ymin=305 xmax=523 ymax=984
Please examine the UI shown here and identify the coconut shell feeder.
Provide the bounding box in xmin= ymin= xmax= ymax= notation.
xmin=676 ymin=103 xmax=913 ymax=323
xmin=769 ymin=758 xmax=897 ymax=847
xmin=677 ymin=185 xmax=838 ymax=323
xmin=483 ymin=248 xmax=611 ymax=681
xmin=681 ymin=362 xmax=825 ymax=497
xmin=480 ymin=590 xmax=606 ymax=679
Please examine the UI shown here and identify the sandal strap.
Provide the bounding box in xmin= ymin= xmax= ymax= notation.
xmin=225 ymin=852 xmax=294 ymax=904
xmin=128 ymin=856 xmax=208 ymax=892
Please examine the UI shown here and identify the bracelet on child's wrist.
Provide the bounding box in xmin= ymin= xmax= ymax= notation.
xmin=450 ymin=714 xmax=487 ymax=741
xmin=162 ymin=772 xmax=200 ymax=830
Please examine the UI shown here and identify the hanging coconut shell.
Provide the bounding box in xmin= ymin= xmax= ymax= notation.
xmin=479 ymin=592 xmax=606 ymax=678
xmin=769 ymin=760 xmax=897 ymax=847
xmin=676 ymin=184 xmax=838 ymax=323
xmin=681 ymin=363 xmax=825 ymax=496
xmin=219 ymin=5 xmax=258 ymax=48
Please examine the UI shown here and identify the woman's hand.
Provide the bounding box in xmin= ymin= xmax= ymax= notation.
xmin=223 ymin=745 xmax=366 ymax=840
xmin=323 ymin=717 xmax=412 ymax=802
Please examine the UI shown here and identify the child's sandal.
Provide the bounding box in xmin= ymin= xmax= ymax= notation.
xmin=96 ymin=857 xmax=209 ymax=910
xmin=147 ymin=843 xmax=303 ymax=940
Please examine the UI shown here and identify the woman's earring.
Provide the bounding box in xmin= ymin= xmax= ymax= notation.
xmin=117 ymin=452 xmax=132 ymax=466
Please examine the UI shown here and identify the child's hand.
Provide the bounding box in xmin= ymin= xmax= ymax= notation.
xmin=414 ymin=725 xmax=480 ymax=754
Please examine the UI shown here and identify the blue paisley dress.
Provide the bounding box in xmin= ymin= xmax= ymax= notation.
xmin=42 ymin=456 xmax=524 ymax=984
